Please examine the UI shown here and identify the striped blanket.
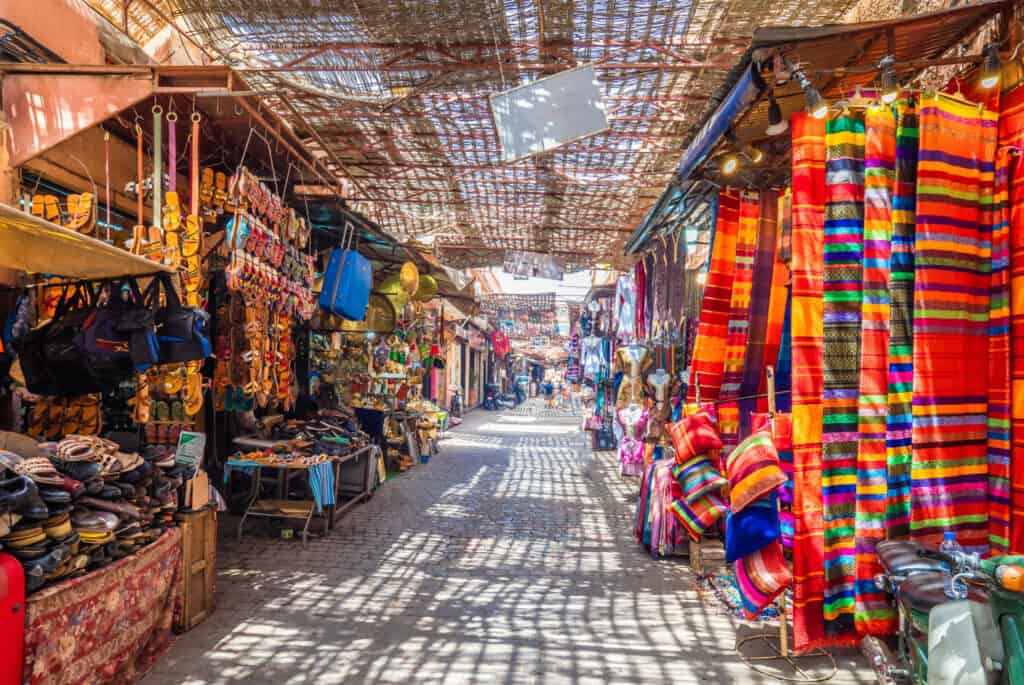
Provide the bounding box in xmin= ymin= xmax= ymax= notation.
xmin=854 ymin=106 xmax=897 ymax=635
xmin=688 ymin=190 xmax=739 ymax=403
xmin=719 ymin=192 xmax=761 ymax=450
xmin=790 ymin=111 xmax=828 ymax=652
xmin=911 ymin=93 xmax=997 ymax=551
xmin=822 ymin=113 xmax=865 ymax=637
xmin=886 ymin=102 xmax=918 ymax=543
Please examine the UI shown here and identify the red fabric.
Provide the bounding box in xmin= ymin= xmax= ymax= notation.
xmin=634 ymin=259 xmax=646 ymax=340
xmin=491 ymin=331 xmax=511 ymax=358
xmin=790 ymin=111 xmax=828 ymax=652
xmin=1005 ymin=84 xmax=1024 ymax=553
xmin=688 ymin=190 xmax=740 ymax=402
xmin=22 ymin=530 xmax=182 ymax=685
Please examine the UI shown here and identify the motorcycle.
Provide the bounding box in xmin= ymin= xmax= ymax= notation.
xmin=863 ymin=539 xmax=1024 ymax=685
xmin=484 ymin=383 xmax=501 ymax=411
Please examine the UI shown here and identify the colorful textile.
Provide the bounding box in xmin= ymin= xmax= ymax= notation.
xmin=912 ymin=93 xmax=996 ymax=551
xmin=725 ymin=431 xmax=787 ymax=513
xmin=666 ymin=411 xmax=722 ymax=464
xmin=886 ymin=102 xmax=918 ymax=542
xmin=22 ymin=530 xmax=182 ymax=685
xmin=734 ymin=541 xmax=792 ymax=620
xmin=673 ymin=458 xmax=727 ymax=503
xmin=990 ymin=145 xmax=1012 ymax=554
xmin=1005 ymin=84 xmax=1024 ymax=553
xmin=719 ymin=192 xmax=761 ymax=449
xmin=670 ymin=491 xmax=728 ymax=541
xmin=726 ymin=493 xmax=780 ymax=563
xmin=822 ymin=112 xmax=865 ymax=636
xmin=688 ymin=190 xmax=740 ymax=402
xmin=740 ymin=190 xmax=781 ymax=435
xmin=790 ymin=111 xmax=828 ymax=652
xmin=854 ymin=106 xmax=897 ymax=635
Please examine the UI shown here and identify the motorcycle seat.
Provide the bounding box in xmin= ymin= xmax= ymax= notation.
xmin=877 ymin=540 xmax=946 ymax=576
xmin=898 ymin=572 xmax=987 ymax=616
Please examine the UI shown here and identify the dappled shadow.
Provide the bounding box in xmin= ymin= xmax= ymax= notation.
xmin=145 ymin=408 xmax=871 ymax=685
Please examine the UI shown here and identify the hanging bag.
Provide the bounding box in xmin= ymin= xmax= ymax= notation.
xmin=319 ymin=220 xmax=372 ymax=321
xmin=17 ymin=284 xmax=101 ymax=396
xmin=148 ymin=272 xmax=210 ymax=363
xmin=78 ymin=278 xmax=157 ymax=386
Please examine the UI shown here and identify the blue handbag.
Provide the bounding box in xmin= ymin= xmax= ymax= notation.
xmin=319 ymin=222 xmax=372 ymax=321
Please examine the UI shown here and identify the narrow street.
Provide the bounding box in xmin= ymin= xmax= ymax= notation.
xmin=145 ymin=404 xmax=869 ymax=684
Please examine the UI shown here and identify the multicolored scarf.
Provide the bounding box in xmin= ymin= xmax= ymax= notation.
xmin=718 ymin=192 xmax=761 ymax=450
xmin=886 ymin=102 xmax=918 ymax=543
xmin=990 ymin=145 xmax=1012 ymax=555
xmin=912 ymin=93 xmax=997 ymax=551
xmin=822 ymin=113 xmax=865 ymax=637
xmin=740 ymin=190 xmax=781 ymax=434
xmin=854 ymin=106 xmax=896 ymax=635
xmin=688 ymin=191 xmax=739 ymax=403
xmin=790 ymin=111 xmax=828 ymax=652
xmin=1004 ymin=84 xmax=1024 ymax=553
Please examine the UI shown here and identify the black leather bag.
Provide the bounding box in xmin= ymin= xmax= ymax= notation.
xmin=17 ymin=284 xmax=102 ymax=396
xmin=147 ymin=273 xmax=211 ymax=364
xmin=77 ymin=278 xmax=157 ymax=388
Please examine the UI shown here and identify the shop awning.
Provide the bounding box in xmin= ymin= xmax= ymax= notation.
xmin=0 ymin=202 xmax=174 ymax=279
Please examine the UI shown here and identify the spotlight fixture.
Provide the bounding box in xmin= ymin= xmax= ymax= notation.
xmin=879 ymin=55 xmax=899 ymax=104
xmin=797 ymin=68 xmax=828 ymax=119
xmin=765 ymin=95 xmax=788 ymax=136
xmin=743 ymin=144 xmax=764 ymax=164
xmin=721 ymin=154 xmax=740 ymax=175
xmin=982 ymin=43 xmax=1001 ymax=89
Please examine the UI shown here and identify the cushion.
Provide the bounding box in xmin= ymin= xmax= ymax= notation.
xmin=669 ymin=492 xmax=727 ymax=542
xmin=734 ymin=541 xmax=792 ymax=620
xmin=672 ymin=459 xmax=727 ymax=503
xmin=666 ymin=411 xmax=723 ymax=465
xmin=725 ymin=431 xmax=787 ymax=512
xmin=725 ymin=493 xmax=779 ymax=562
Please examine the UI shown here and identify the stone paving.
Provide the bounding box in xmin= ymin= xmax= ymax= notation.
xmin=145 ymin=404 xmax=871 ymax=684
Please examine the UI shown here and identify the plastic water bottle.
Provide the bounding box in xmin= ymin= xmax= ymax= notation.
xmin=940 ymin=531 xmax=963 ymax=598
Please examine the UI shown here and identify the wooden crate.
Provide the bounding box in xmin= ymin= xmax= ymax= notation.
xmin=176 ymin=507 xmax=217 ymax=632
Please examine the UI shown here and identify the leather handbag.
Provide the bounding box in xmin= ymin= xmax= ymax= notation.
xmin=78 ymin=278 xmax=156 ymax=385
xmin=319 ymin=221 xmax=372 ymax=321
xmin=17 ymin=284 xmax=102 ymax=396
xmin=147 ymin=272 xmax=210 ymax=363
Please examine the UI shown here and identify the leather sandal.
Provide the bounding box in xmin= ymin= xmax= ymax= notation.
xmin=67 ymin=192 xmax=95 ymax=233
xmin=30 ymin=194 xmax=45 ymax=219
xmin=0 ymin=476 xmax=48 ymax=520
xmin=43 ymin=195 xmax=61 ymax=225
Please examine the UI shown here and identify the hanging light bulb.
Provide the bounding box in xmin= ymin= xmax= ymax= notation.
xmin=982 ymin=43 xmax=1001 ymax=89
xmin=797 ymin=69 xmax=828 ymax=119
xmin=742 ymin=144 xmax=764 ymax=164
xmin=765 ymin=95 xmax=788 ymax=136
xmin=879 ymin=55 xmax=899 ymax=104
xmin=696 ymin=271 xmax=708 ymax=286
xmin=721 ymin=154 xmax=740 ymax=175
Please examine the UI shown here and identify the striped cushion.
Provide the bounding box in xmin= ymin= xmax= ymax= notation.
xmin=725 ymin=431 xmax=787 ymax=512
xmin=669 ymin=492 xmax=727 ymax=542
xmin=735 ymin=541 xmax=792 ymax=620
xmin=667 ymin=411 xmax=723 ymax=465
xmin=672 ymin=458 xmax=727 ymax=503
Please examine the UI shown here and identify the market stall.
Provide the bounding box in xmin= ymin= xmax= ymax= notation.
xmin=622 ymin=0 xmax=1020 ymax=677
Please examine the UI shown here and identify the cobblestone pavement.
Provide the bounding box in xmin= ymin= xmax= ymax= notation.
xmin=146 ymin=404 xmax=871 ymax=684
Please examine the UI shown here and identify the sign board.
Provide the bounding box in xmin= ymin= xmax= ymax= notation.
xmin=176 ymin=431 xmax=206 ymax=470
xmin=491 ymin=64 xmax=609 ymax=162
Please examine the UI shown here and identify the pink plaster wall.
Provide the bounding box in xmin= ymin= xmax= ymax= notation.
xmin=0 ymin=0 xmax=104 ymax=64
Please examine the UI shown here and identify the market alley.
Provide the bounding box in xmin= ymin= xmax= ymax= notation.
xmin=144 ymin=406 xmax=869 ymax=684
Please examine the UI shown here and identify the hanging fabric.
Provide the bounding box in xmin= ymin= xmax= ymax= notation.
xmin=990 ymin=148 xmax=1012 ymax=555
xmin=821 ymin=111 xmax=865 ymax=638
xmin=190 ymin=113 xmax=201 ymax=218
xmin=687 ymin=191 xmax=738 ymax=403
xmin=760 ymin=196 xmax=791 ymax=402
xmin=885 ymin=101 xmax=918 ymax=544
xmin=776 ymin=291 xmax=794 ymax=549
xmin=1004 ymin=83 xmax=1024 ymax=553
xmin=854 ymin=105 xmax=897 ymax=635
xmin=167 ymin=112 xmax=177 ymax=193
xmin=911 ymin=93 xmax=996 ymax=552
xmin=152 ymin=106 xmax=163 ymax=229
xmin=103 ymin=130 xmax=111 ymax=242
xmin=718 ymin=191 xmax=760 ymax=451
xmin=738 ymin=190 xmax=780 ymax=436
xmin=790 ymin=111 xmax=828 ymax=653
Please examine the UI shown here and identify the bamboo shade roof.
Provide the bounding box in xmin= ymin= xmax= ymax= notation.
xmin=85 ymin=0 xmax=860 ymax=267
